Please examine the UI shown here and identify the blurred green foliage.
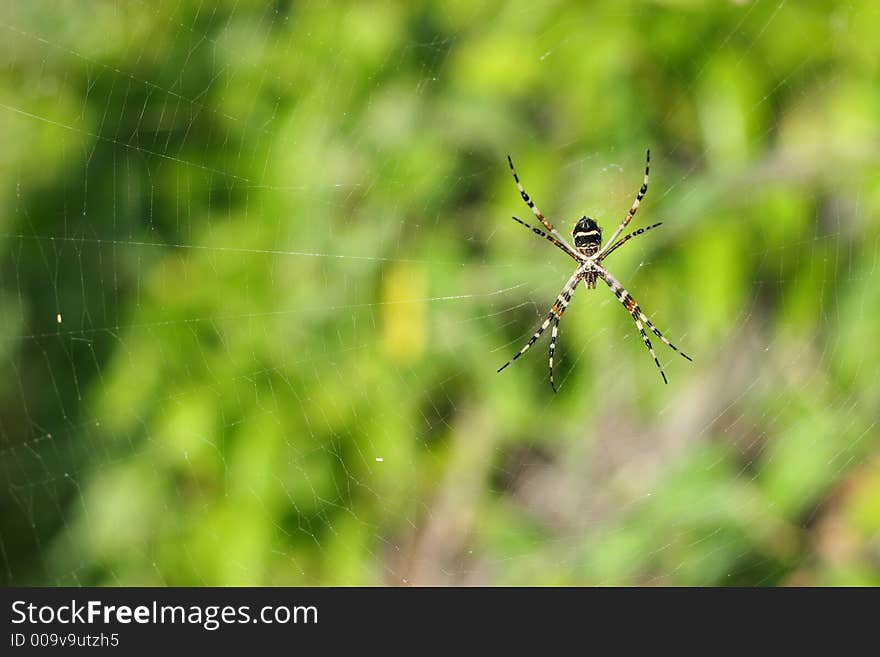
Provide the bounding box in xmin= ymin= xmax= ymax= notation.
xmin=1 ymin=0 xmax=879 ymax=585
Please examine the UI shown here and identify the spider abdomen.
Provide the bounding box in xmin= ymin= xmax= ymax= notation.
xmin=573 ymin=216 xmax=602 ymax=258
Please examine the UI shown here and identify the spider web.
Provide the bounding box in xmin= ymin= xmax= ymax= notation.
xmin=2 ymin=1 xmax=878 ymax=586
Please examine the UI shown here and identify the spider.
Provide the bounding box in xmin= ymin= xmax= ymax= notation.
xmin=497 ymin=150 xmax=692 ymax=391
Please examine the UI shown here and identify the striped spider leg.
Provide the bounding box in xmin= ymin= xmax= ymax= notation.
xmin=596 ymin=149 xmax=651 ymax=258
xmin=507 ymin=155 xmax=581 ymax=261
xmin=601 ymin=222 xmax=663 ymax=259
xmin=509 ymin=215 xmax=581 ymax=264
xmin=497 ymin=267 xmax=585 ymax=380
xmin=499 ymin=151 xmax=690 ymax=390
xmin=548 ymin=285 xmax=575 ymax=392
xmin=591 ymin=260 xmax=692 ymax=384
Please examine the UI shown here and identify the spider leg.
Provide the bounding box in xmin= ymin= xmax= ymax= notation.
xmin=508 ymin=155 xmax=581 ymax=260
xmin=641 ymin=314 xmax=693 ymax=363
xmin=548 ymin=286 xmax=575 ymax=392
xmin=511 ymin=216 xmax=582 ymax=263
xmin=633 ymin=315 xmax=667 ymax=384
xmin=498 ymin=272 xmax=581 ymax=375
xmin=599 ymin=222 xmax=663 ymax=260
xmin=597 ymin=149 xmax=650 ymax=258
xmin=594 ymin=263 xmax=691 ymax=383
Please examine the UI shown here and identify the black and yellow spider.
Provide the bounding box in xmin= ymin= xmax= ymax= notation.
xmin=497 ymin=150 xmax=692 ymax=391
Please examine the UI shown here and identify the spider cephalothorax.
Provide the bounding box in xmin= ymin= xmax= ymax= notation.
xmin=500 ymin=151 xmax=692 ymax=391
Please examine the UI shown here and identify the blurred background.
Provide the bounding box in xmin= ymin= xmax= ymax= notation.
xmin=1 ymin=0 xmax=879 ymax=586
